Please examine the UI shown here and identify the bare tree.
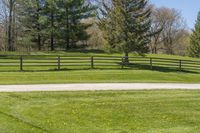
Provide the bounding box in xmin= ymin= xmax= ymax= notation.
xmin=0 ymin=0 xmax=17 ymax=51
xmin=0 ymin=0 xmax=9 ymax=50
xmin=83 ymin=18 xmax=105 ymax=49
xmin=173 ymin=29 xmax=191 ymax=56
xmin=150 ymin=7 xmax=187 ymax=55
xmin=150 ymin=6 xmax=164 ymax=54
xmin=161 ymin=7 xmax=186 ymax=54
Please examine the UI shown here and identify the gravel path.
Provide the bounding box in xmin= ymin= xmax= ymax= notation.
xmin=0 ymin=83 xmax=200 ymax=92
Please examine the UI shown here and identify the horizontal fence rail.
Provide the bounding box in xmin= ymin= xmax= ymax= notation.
xmin=0 ymin=55 xmax=199 ymax=72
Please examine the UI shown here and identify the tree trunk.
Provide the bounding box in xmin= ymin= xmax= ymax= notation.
xmin=38 ymin=34 xmax=41 ymax=51
xmin=124 ymin=52 xmax=129 ymax=64
xmin=154 ymin=46 xmax=157 ymax=54
xmin=8 ymin=0 xmax=13 ymax=51
xmin=65 ymin=8 xmax=70 ymax=50
xmin=50 ymin=9 xmax=54 ymax=51
xmin=50 ymin=32 xmax=54 ymax=51
xmin=37 ymin=0 xmax=41 ymax=51
xmin=11 ymin=4 xmax=16 ymax=51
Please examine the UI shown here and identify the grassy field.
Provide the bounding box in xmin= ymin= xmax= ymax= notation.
xmin=0 ymin=69 xmax=200 ymax=84
xmin=0 ymin=51 xmax=200 ymax=133
xmin=1 ymin=90 xmax=200 ymax=133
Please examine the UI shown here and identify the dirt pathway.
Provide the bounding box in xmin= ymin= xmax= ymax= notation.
xmin=0 ymin=83 xmax=200 ymax=92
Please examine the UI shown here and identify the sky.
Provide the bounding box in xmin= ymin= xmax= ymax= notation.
xmin=150 ymin=0 xmax=200 ymax=29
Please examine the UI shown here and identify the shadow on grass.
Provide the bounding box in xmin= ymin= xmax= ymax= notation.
xmin=0 ymin=110 xmax=48 ymax=132
xmin=0 ymin=63 xmax=198 ymax=74
xmin=124 ymin=63 xmax=200 ymax=74
xmin=65 ymin=49 xmax=106 ymax=54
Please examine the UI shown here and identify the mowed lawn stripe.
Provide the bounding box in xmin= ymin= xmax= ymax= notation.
xmin=0 ymin=70 xmax=199 ymax=84
xmin=1 ymin=90 xmax=200 ymax=133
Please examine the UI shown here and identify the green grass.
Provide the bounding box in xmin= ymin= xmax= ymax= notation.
xmin=1 ymin=90 xmax=200 ymax=133
xmin=0 ymin=69 xmax=200 ymax=84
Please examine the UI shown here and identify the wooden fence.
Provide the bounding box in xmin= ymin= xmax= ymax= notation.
xmin=0 ymin=55 xmax=199 ymax=72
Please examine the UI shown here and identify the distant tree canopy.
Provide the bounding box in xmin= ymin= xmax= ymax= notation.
xmin=189 ymin=11 xmax=200 ymax=58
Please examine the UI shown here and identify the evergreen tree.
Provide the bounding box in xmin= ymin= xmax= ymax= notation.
xmin=43 ymin=0 xmax=59 ymax=51
xmin=189 ymin=11 xmax=200 ymax=58
xmin=18 ymin=0 xmax=95 ymax=51
xmin=57 ymin=0 xmax=95 ymax=50
xmin=99 ymin=0 xmax=151 ymax=59
xmin=19 ymin=0 xmax=45 ymax=50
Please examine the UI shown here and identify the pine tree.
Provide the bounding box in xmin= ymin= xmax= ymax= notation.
xmin=57 ymin=0 xmax=95 ymax=50
xmin=189 ymin=11 xmax=200 ymax=58
xmin=43 ymin=0 xmax=59 ymax=51
xmin=19 ymin=0 xmax=45 ymax=51
xmin=99 ymin=0 xmax=151 ymax=60
xmin=18 ymin=0 xmax=95 ymax=51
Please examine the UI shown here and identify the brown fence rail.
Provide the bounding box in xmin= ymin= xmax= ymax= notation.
xmin=0 ymin=55 xmax=199 ymax=72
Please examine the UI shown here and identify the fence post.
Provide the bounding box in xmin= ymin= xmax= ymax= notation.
xmin=150 ymin=58 xmax=153 ymax=70
xmin=121 ymin=57 xmax=124 ymax=69
xmin=20 ymin=56 xmax=23 ymax=71
xmin=91 ymin=56 xmax=94 ymax=69
xmin=179 ymin=60 xmax=182 ymax=71
xmin=57 ymin=56 xmax=61 ymax=70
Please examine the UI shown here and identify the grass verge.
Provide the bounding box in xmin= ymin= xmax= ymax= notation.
xmin=0 ymin=69 xmax=200 ymax=84
xmin=1 ymin=90 xmax=200 ymax=133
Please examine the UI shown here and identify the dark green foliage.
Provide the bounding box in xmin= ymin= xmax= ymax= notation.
xmin=189 ymin=11 xmax=200 ymax=58
xmin=57 ymin=0 xmax=95 ymax=50
xmin=18 ymin=0 xmax=46 ymax=50
xmin=18 ymin=0 xmax=95 ymax=51
xmin=99 ymin=0 xmax=151 ymax=56
xmin=43 ymin=0 xmax=59 ymax=51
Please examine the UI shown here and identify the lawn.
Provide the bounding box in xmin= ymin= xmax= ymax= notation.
xmin=0 ymin=69 xmax=200 ymax=84
xmin=1 ymin=90 xmax=200 ymax=133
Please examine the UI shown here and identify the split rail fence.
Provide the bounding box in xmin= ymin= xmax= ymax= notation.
xmin=0 ymin=55 xmax=199 ymax=72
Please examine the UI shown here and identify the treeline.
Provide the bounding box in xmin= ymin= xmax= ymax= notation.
xmin=0 ymin=0 xmax=199 ymax=57
xmin=0 ymin=0 xmax=95 ymax=51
